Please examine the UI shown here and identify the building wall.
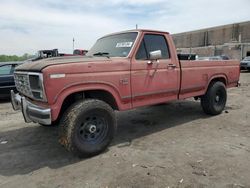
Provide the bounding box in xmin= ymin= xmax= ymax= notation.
xmin=173 ymin=21 xmax=250 ymax=48
xmin=177 ymin=44 xmax=250 ymax=60
xmin=172 ymin=21 xmax=250 ymax=60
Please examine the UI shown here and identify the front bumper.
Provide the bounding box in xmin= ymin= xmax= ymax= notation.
xmin=240 ymin=63 xmax=250 ymax=69
xmin=11 ymin=90 xmax=51 ymax=125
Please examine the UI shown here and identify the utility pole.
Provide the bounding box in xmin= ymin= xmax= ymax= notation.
xmin=73 ymin=37 xmax=75 ymax=52
xmin=136 ymin=24 xmax=138 ymax=29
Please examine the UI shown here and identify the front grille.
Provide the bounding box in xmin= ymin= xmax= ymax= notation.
xmin=14 ymin=73 xmax=33 ymax=98
xmin=241 ymin=63 xmax=247 ymax=66
xmin=14 ymin=72 xmax=46 ymax=101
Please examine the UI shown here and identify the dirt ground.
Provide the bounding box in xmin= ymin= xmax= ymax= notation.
xmin=0 ymin=72 xmax=250 ymax=188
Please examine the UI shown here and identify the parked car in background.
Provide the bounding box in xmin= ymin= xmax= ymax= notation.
xmin=0 ymin=62 xmax=23 ymax=98
xmin=32 ymin=49 xmax=73 ymax=61
xmin=31 ymin=49 xmax=88 ymax=62
xmin=197 ymin=55 xmax=230 ymax=61
xmin=220 ymin=55 xmax=230 ymax=60
xmin=73 ymin=49 xmax=88 ymax=56
xmin=240 ymin=56 xmax=250 ymax=71
xmin=177 ymin=53 xmax=197 ymax=60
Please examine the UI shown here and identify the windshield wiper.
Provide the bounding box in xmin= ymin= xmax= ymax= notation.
xmin=93 ymin=52 xmax=110 ymax=58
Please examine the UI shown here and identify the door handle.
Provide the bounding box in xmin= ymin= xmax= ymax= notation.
xmin=167 ymin=64 xmax=176 ymax=69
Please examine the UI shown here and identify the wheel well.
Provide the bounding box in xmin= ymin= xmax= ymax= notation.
xmin=196 ymin=77 xmax=227 ymax=99
xmin=58 ymin=90 xmax=118 ymax=121
xmin=84 ymin=90 xmax=118 ymax=110
xmin=209 ymin=77 xmax=227 ymax=87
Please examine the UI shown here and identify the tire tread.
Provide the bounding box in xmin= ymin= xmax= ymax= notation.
xmin=59 ymin=99 xmax=116 ymax=157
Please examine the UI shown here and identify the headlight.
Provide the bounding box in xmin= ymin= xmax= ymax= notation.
xmin=28 ymin=73 xmax=47 ymax=101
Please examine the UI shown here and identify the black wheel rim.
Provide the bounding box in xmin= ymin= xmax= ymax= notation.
xmin=77 ymin=114 xmax=108 ymax=144
xmin=214 ymin=89 xmax=225 ymax=107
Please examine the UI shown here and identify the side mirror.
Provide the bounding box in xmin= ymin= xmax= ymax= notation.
xmin=149 ymin=50 xmax=162 ymax=60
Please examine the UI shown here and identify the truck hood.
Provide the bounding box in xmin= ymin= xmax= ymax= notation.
xmin=15 ymin=56 xmax=111 ymax=72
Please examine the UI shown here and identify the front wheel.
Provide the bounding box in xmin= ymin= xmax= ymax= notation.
xmin=59 ymin=99 xmax=116 ymax=157
xmin=201 ymin=81 xmax=227 ymax=115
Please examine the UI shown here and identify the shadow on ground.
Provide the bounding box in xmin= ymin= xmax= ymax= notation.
xmin=0 ymin=100 xmax=210 ymax=176
xmin=0 ymin=98 xmax=10 ymax=104
xmin=240 ymin=70 xmax=250 ymax=74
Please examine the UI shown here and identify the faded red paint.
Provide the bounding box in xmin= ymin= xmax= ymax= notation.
xmin=38 ymin=30 xmax=240 ymax=121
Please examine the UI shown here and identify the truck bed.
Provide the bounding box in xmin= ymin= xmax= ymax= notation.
xmin=179 ymin=60 xmax=240 ymax=99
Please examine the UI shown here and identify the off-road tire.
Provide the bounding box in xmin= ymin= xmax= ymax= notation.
xmin=59 ymin=99 xmax=116 ymax=157
xmin=201 ymin=81 xmax=227 ymax=115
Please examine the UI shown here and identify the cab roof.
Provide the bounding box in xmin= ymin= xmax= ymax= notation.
xmin=100 ymin=29 xmax=170 ymax=39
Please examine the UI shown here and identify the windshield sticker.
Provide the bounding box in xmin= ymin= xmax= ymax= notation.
xmin=116 ymin=42 xmax=133 ymax=48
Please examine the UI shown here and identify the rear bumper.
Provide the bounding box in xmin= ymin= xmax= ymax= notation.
xmin=11 ymin=90 xmax=51 ymax=125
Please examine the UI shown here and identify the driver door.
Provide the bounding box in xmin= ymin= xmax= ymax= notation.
xmin=131 ymin=33 xmax=179 ymax=108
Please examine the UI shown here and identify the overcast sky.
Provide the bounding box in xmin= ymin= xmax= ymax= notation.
xmin=0 ymin=0 xmax=250 ymax=55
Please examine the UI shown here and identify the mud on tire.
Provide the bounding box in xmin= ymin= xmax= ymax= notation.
xmin=59 ymin=99 xmax=116 ymax=157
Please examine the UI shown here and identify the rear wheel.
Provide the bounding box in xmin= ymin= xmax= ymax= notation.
xmin=201 ymin=81 xmax=227 ymax=115
xmin=59 ymin=99 xmax=116 ymax=157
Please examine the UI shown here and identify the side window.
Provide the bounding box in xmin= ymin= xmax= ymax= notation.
xmin=0 ymin=65 xmax=12 ymax=75
xmin=135 ymin=34 xmax=170 ymax=60
xmin=144 ymin=34 xmax=170 ymax=59
xmin=135 ymin=39 xmax=148 ymax=60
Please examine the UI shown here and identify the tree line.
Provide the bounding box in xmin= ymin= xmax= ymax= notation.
xmin=0 ymin=54 xmax=34 ymax=62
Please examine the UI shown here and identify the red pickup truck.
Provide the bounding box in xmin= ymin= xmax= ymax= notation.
xmin=11 ymin=29 xmax=240 ymax=157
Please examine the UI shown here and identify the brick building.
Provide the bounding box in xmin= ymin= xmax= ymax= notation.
xmin=172 ymin=21 xmax=250 ymax=60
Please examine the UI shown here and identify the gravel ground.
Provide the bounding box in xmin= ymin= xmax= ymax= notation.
xmin=0 ymin=72 xmax=249 ymax=188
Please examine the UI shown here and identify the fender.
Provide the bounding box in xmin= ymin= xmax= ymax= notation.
xmin=49 ymin=81 xmax=131 ymax=121
xmin=205 ymin=73 xmax=228 ymax=92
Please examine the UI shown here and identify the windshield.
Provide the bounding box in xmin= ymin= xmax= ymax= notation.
xmin=244 ymin=56 xmax=250 ymax=61
xmin=87 ymin=32 xmax=138 ymax=57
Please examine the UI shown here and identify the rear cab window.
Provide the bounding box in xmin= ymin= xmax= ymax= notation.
xmin=136 ymin=34 xmax=170 ymax=60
